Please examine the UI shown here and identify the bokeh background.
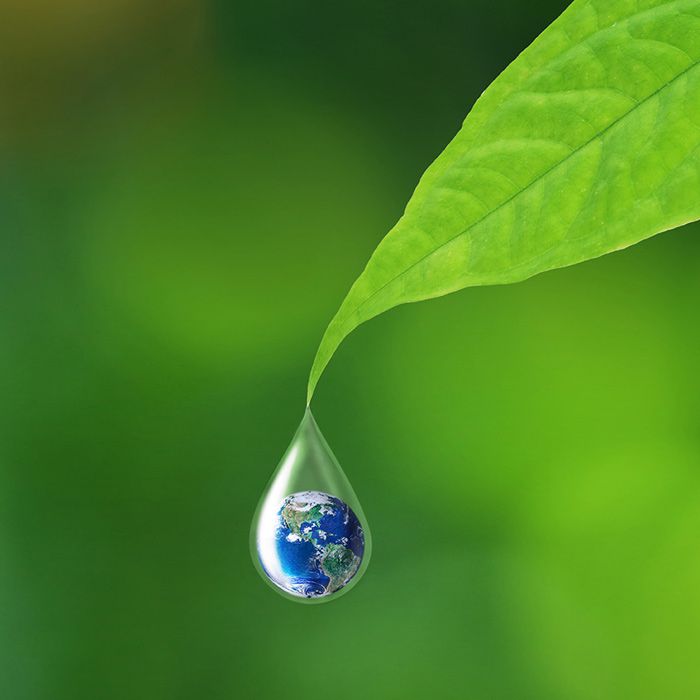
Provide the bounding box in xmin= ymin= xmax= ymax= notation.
xmin=2 ymin=1 xmax=700 ymax=698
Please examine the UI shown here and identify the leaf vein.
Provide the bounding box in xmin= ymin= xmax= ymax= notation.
xmin=351 ymin=57 xmax=700 ymax=318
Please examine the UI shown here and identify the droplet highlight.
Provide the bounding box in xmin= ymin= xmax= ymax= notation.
xmin=250 ymin=409 xmax=371 ymax=603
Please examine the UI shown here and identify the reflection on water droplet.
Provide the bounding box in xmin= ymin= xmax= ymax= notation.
xmin=250 ymin=409 xmax=371 ymax=603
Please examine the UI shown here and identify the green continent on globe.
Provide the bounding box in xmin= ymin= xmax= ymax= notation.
xmin=280 ymin=503 xmax=324 ymax=540
xmin=320 ymin=543 xmax=361 ymax=592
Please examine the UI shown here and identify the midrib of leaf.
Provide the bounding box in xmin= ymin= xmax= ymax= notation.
xmin=424 ymin=1 xmax=698 ymax=173
xmin=350 ymin=57 xmax=699 ymax=320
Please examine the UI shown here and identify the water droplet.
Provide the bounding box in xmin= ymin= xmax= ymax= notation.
xmin=250 ymin=408 xmax=371 ymax=603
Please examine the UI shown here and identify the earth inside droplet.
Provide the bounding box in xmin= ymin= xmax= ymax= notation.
xmin=257 ymin=490 xmax=365 ymax=598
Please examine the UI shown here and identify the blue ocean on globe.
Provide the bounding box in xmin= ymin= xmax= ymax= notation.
xmin=258 ymin=491 xmax=365 ymax=598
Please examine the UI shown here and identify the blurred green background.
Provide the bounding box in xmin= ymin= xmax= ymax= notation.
xmin=2 ymin=1 xmax=700 ymax=698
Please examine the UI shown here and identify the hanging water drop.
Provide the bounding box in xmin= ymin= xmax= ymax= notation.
xmin=250 ymin=408 xmax=371 ymax=603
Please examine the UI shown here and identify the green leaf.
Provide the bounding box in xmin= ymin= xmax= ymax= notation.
xmin=308 ymin=0 xmax=700 ymax=402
